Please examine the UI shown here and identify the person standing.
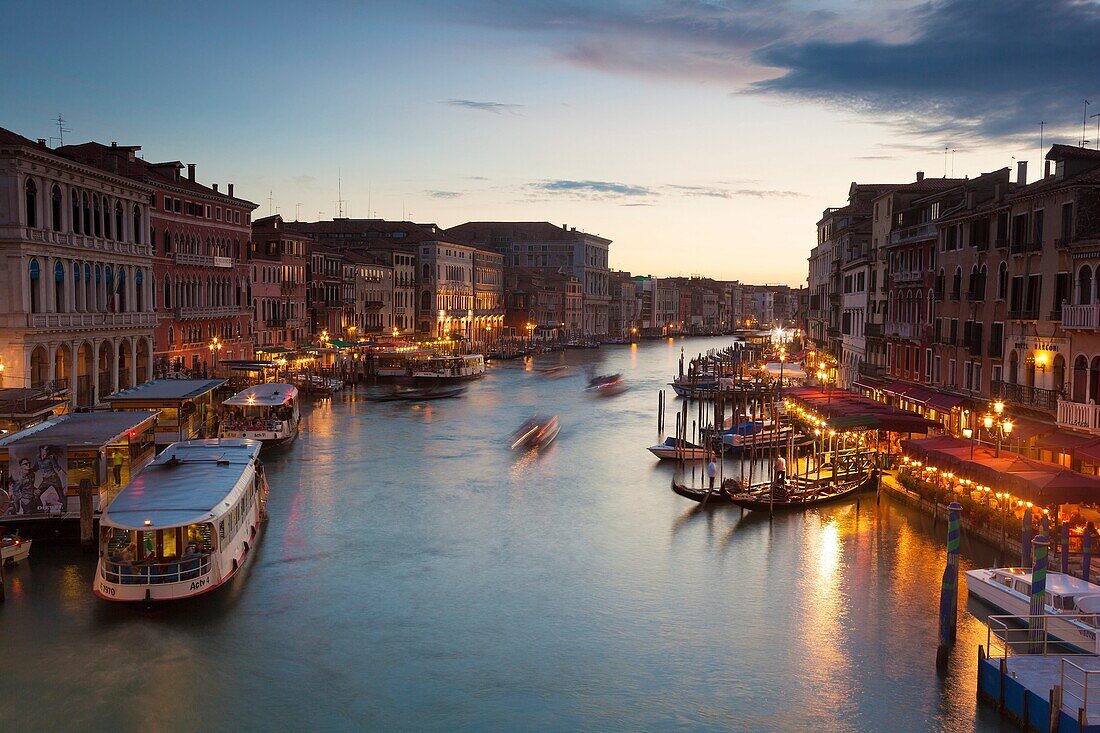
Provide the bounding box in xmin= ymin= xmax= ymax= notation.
xmin=112 ymin=450 xmax=124 ymax=485
xmin=774 ymin=455 xmax=787 ymax=485
xmin=706 ymin=455 xmax=718 ymax=491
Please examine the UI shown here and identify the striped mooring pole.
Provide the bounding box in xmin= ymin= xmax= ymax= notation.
xmin=1084 ymin=522 xmax=1096 ymax=583
xmin=1028 ymin=535 xmax=1050 ymax=654
xmin=936 ymin=502 xmax=963 ymax=674
xmin=1022 ymin=507 xmax=1033 ymax=567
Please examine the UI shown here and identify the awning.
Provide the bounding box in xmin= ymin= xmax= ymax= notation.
xmin=1074 ymin=441 xmax=1100 ymax=465
xmin=785 ymin=385 xmax=942 ymax=433
xmin=926 ymin=392 xmax=965 ymax=412
xmin=852 ymin=379 xmax=881 ymax=392
xmin=1035 ymin=429 xmax=1099 ymax=452
xmin=1005 ymin=417 xmax=1055 ymax=441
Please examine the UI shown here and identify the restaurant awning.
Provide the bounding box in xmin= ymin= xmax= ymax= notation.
xmin=926 ymin=392 xmax=964 ymax=412
xmin=901 ymin=436 xmax=1100 ymax=504
xmin=1005 ymin=417 xmax=1055 ymax=441
xmin=785 ymin=386 xmax=942 ymax=433
xmin=1035 ymin=429 xmax=1100 ymax=452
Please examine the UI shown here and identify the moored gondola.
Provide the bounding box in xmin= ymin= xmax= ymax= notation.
xmin=725 ymin=472 xmax=875 ymax=512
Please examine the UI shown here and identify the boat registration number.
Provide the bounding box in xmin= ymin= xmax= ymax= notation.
xmin=99 ymin=583 xmax=116 ymax=597
xmin=190 ymin=576 xmax=210 ymax=591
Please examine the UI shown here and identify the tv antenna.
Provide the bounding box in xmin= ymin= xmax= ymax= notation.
xmin=943 ymin=147 xmax=949 ymax=177
xmin=50 ymin=114 xmax=71 ymax=147
xmin=950 ymin=149 xmax=956 ymax=177
xmin=1084 ymin=100 xmax=1093 ymax=147
xmin=334 ymin=168 xmax=347 ymax=218
xmin=295 ymin=202 xmax=303 ymax=221
xmin=267 ymin=190 xmax=274 ymax=216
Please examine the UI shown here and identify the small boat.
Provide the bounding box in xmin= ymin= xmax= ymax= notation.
xmin=966 ymin=567 xmax=1100 ymax=654
xmin=510 ymin=415 xmax=561 ymax=451
xmin=94 ymin=439 xmax=269 ymax=602
xmin=725 ymin=473 xmax=874 ymax=512
xmin=1 ymin=533 xmax=31 ymax=564
xmin=536 ymin=364 xmax=574 ymax=378
xmin=670 ymin=478 xmax=737 ymax=504
xmin=220 ymin=383 xmax=301 ymax=447
xmin=710 ymin=419 xmax=793 ymax=452
xmin=584 ymin=373 xmax=627 ymax=396
xmin=368 ymin=385 xmax=467 ymax=402
xmin=648 ymin=437 xmax=711 ymax=461
xmin=669 ymin=379 xmax=719 ymax=399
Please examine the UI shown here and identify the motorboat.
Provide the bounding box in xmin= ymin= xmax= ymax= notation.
xmin=536 ymin=364 xmax=575 ymax=378
xmin=94 ymin=439 xmax=269 ymax=602
xmin=711 ymin=419 xmax=793 ymax=451
xmin=510 ymin=415 xmax=561 ymax=451
xmin=669 ymin=377 xmax=719 ymax=399
xmin=584 ymin=373 xmax=627 ymax=396
xmin=367 ymin=385 xmax=467 ymax=402
xmin=413 ymin=354 xmax=486 ymax=381
xmin=965 ymin=567 xmax=1100 ymax=653
xmin=648 ymin=437 xmax=711 ymax=461
xmin=220 ymin=383 xmax=301 ymax=447
xmin=1 ymin=533 xmax=31 ymax=564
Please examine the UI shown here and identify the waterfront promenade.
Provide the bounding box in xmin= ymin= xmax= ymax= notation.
xmin=2 ymin=338 xmax=1011 ymax=731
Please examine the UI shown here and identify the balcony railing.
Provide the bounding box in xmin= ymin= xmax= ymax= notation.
xmin=886 ymin=322 xmax=922 ymax=340
xmin=892 ymin=271 xmax=924 ymax=284
xmin=991 ymin=380 xmax=1060 ymax=412
xmin=4 ymin=225 xmax=152 ymax=257
xmin=865 ymin=323 xmax=883 ymax=338
xmin=172 ymin=253 xmax=234 ymax=268
xmin=174 ymin=305 xmax=245 ymax=319
xmin=1062 ymin=304 xmax=1100 ymax=330
xmin=27 ymin=311 xmax=157 ymax=330
xmin=1058 ymin=399 xmax=1100 ymax=433
xmin=1010 ymin=240 xmax=1042 ymax=255
xmin=858 ymin=362 xmax=885 ymax=379
xmin=889 ymin=222 xmax=938 ymax=245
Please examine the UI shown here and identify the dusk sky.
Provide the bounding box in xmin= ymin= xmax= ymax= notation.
xmin=6 ymin=0 xmax=1098 ymax=285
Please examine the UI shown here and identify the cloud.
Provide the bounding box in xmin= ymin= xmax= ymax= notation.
xmin=425 ymin=190 xmax=462 ymax=199
xmin=425 ymin=0 xmax=1100 ymax=138
xmin=753 ymin=0 xmax=1100 ymax=137
xmin=666 ymin=184 xmax=803 ymax=198
xmin=854 ymin=155 xmax=898 ymax=161
xmin=532 ymin=179 xmax=654 ymax=198
xmin=443 ymin=99 xmax=523 ymax=114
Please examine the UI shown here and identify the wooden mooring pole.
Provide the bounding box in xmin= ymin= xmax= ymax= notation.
xmin=936 ymin=502 xmax=963 ymax=674
xmin=79 ymin=479 xmax=94 ymax=550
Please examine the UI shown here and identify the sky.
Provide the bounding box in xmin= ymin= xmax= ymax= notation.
xmin=5 ymin=0 xmax=1100 ymax=286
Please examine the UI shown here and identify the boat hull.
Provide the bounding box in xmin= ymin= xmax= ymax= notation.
xmin=727 ymin=474 xmax=874 ymax=512
xmin=670 ymin=479 xmax=735 ymax=504
xmin=1 ymin=538 xmax=31 ymax=565
xmin=649 ymin=446 xmax=710 ymax=460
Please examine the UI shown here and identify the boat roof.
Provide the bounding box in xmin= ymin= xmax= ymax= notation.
xmin=0 ymin=411 xmax=158 ymax=449
xmin=987 ymin=567 xmax=1100 ymax=595
xmin=102 ymin=439 xmax=261 ymax=530
xmin=223 ymin=383 xmax=298 ymax=406
xmin=108 ymin=379 xmax=225 ymax=402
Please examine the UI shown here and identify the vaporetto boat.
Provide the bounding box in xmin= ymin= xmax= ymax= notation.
xmin=965 ymin=566 xmax=1100 ymax=653
xmin=94 ymin=439 xmax=269 ymax=602
xmin=220 ymin=383 xmax=301 ymax=447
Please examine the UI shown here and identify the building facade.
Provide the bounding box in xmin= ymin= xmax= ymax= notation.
xmin=250 ymin=214 xmax=310 ymax=352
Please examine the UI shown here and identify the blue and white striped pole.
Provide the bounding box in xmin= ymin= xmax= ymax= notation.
xmin=1029 ymin=535 xmax=1049 ymax=653
xmin=936 ymin=502 xmax=963 ymax=673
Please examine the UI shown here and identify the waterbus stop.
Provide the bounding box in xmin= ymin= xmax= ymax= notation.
xmin=106 ymin=379 xmax=224 ymax=450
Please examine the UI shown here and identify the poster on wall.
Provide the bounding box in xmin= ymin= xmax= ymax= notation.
xmin=3 ymin=443 xmax=68 ymax=516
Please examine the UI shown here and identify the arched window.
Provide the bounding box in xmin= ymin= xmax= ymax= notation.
xmin=979 ymin=265 xmax=988 ymax=300
xmin=421 ymin=290 xmax=432 ymax=312
xmin=72 ymin=189 xmax=82 ymax=234
xmin=1009 ymin=350 xmax=1019 ymax=385
xmin=132 ymin=205 xmax=141 ymax=244
xmin=93 ymin=195 xmax=102 ymax=237
xmin=103 ymin=198 xmax=112 ymax=240
xmin=117 ymin=266 xmax=128 ymax=312
xmin=24 ymin=178 xmax=37 ymax=227
xmin=115 ymin=202 xmax=123 ymax=240
xmin=82 ymin=192 xmax=91 ymax=234
xmin=1074 ymin=355 xmax=1089 ymax=402
xmin=952 ymin=267 xmax=962 ymax=299
xmin=423 ymin=264 xmax=431 ymax=281
xmin=51 ymin=185 xmax=62 ymax=232
xmin=927 ymin=289 xmax=935 ymax=323
xmin=998 ymin=262 xmax=1009 ymax=299
xmin=168 ymin=327 xmax=174 ymax=347
xmin=164 ymin=275 xmax=172 ymax=309
xmin=1054 ymin=354 xmax=1066 ymax=396
xmin=28 ymin=258 xmax=41 ymax=313
xmin=135 ymin=269 xmax=144 ymax=312
xmin=54 ymin=261 xmax=65 ymax=312
xmin=1080 ymin=265 xmax=1094 ymax=305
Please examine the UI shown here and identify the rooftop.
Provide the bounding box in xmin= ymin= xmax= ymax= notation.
xmin=0 ymin=411 xmax=158 ymax=449
xmin=107 ymin=379 xmax=225 ymax=403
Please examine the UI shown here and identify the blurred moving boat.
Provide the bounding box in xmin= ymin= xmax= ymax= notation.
xmin=510 ymin=415 xmax=561 ymax=451
xmin=1 ymin=533 xmax=31 ymax=564
xmin=367 ymin=385 xmax=467 ymax=401
xmin=647 ymin=437 xmax=710 ymax=461
xmin=585 ymin=373 xmax=627 ymax=396
xmin=536 ymin=364 xmax=574 ymax=378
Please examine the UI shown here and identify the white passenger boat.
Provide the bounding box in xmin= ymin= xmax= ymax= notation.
xmin=413 ymin=354 xmax=486 ymax=381
xmin=965 ymin=567 xmax=1100 ymax=653
xmin=647 ymin=437 xmax=711 ymax=461
xmin=717 ymin=419 xmax=793 ymax=451
xmin=220 ymin=383 xmax=301 ymax=447
xmin=94 ymin=439 xmax=268 ymax=603
xmin=1 ymin=534 xmax=31 ymax=565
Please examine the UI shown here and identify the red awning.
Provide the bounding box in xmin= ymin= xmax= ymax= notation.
xmin=1074 ymin=441 xmax=1100 ymax=465
xmin=1005 ymin=417 xmax=1055 ymax=441
xmin=1035 ymin=429 xmax=1099 ymax=452
xmin=926 ymin=392 xmax=964 ymax=412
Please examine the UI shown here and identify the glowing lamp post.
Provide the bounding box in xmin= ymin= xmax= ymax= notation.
xmin=981 ymin=401 xmax=1013 ymax=458
xmin=207 ymin=336 xmax=223 ymax=376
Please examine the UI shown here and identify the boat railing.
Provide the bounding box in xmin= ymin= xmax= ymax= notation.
xmin=221 ymin=419 xmax=286 ymax=433
xmin=985 ymin=613 xmax=1099 ymax=660
xmin=101 ymin=554 xmax=211 ymax=585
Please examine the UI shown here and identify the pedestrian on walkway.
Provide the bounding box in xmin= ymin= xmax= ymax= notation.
xmin=706 ymin=455 xmax=718 ymax=491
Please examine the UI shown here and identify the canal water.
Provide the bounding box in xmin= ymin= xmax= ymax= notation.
xmin=4 ymin=337 xmax=1015 ymax=732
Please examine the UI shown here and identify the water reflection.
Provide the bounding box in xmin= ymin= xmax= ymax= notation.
xmin=2 ymin=337 xmax=1012 ymax=731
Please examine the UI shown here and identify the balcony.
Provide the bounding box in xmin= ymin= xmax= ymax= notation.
xmin=892 ymin=271 xmax=924 ymax=284
xmin=865 ymin=322 xmax=883 ymax=338
xmin=174 ymin=306 xmax=245 ymax=319
xmin=173 ymin=253 xmax=234 ymax=268
xmin=1010 ymin=240 xmax=1041 ymax=255
xmin=1008 ymin=308 xmax=1040 ymax=320
xmin=991 ymin=380 xmax=1060 ymax=413
xmin=3 ymin=225 xmax=152 ymax=257
xmin=889 ymin=222 xmax=938 ymax=245
xmin=26 ymin=311 xmax=157 ymax=330
xmin=886 ymin=322 xmax=921 ymax=340
xmin=1062 ymin=304 xmax=1100 ymax=330
xmin=827 ymin=327 xmax=840 ymax=338
xmin=361 ymin=300 xmax=385 ymax=311
xmin=858 ymin=362 xmax=885 ymax=379
xmin=1058 ymin=400 xmax=1100 ymax=433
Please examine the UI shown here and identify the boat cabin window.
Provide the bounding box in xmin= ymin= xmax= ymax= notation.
xmin=102 ymin=523 xmax=215 ymax=565
xmin=1014 ymin=580 xmax=1031 ymax=595
xmin=1001 ymin=576 xmax=1014 ymax=589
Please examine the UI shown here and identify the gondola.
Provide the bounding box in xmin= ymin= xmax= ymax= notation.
xmin=725 ymin=472 xmax=875 ymax=512
xmin=669 ymin=477 xmax=741 ymax=504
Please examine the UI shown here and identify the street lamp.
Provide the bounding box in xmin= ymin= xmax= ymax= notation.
xmin=207 ymin=336 xmax=223 ymax=375
xmin=980 ymin=402 xmax=1014 ymax=457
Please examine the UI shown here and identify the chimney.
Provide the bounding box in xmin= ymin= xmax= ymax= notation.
xmin=562 ymin=223 xmax=568 ymax=230
xmin=916 ymin=171 xmax=925 ymax=182
xmin=111 ymin=141 xmax=117 ymax=147
xmin=212 ymin=183 xmax=219 ymax=193
xmin=1045 ymin=160 xmax=1052 ymax=178
xmin=187 ymin=163 xmax=196 ymax=181
xmin=36 ymin=138 xmax=46 ymax=147
xmin=228 ymin=183 xmax=234 ymax=197
xmin=1017 ymin=160 xmax=1028 ymax=186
